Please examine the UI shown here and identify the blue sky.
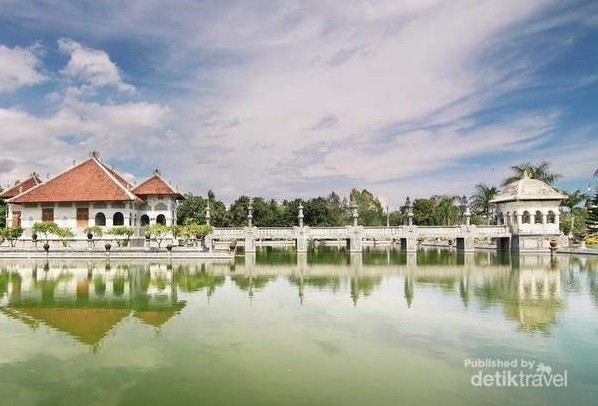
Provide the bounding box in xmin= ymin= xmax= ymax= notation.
xmin=0 ymin=0 xmax=596 ymax=205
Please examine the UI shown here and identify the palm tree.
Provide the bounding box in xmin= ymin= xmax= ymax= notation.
xmin=502 ymin=161 xmax=562 ymax=186
xmin=432 ymin=195 xmax=460 ymax=226
xmin=470 ymin=183 xmax=498 ymax=224
xmin=562 ymin=189 xmax=587 ymax=211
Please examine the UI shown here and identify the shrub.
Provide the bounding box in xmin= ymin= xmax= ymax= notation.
xmin=32 ymin=222 xmax=61 ymax=240
xmin=107 ymin=226 xmax=134 ymax=247
xmin=84 ymin=226 xmax=103 ymax=238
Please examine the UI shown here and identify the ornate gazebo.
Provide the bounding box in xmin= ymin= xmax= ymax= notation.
xmin=491 ymin=172 xmax=567 ymax=252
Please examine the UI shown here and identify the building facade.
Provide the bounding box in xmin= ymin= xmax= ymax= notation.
xmin=2 ymin=155 xmax=183 ymax=237
xmin=491 ymin=172 xmax=567 ymax=252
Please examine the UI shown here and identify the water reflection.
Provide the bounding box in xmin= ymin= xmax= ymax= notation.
xmin=0 ymin=262 xmax=186 ymax=350
xmin=0 ymin=251 xmax=596 ymax=350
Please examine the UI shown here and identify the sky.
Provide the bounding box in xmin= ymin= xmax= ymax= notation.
xmin=0 ymin=0 xmax=596 ymax=206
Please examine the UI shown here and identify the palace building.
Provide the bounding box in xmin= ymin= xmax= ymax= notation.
xmin=2 ymin=153 xmax=183 ymax=236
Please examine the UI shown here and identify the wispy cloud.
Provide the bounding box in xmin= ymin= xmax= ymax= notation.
xmin=0 ymin=0 xmax=595 ymax=201
xmin=58 ymin=38 xmax=135 ymax=93
xmin=0 ymin=43 xmax=46 ymax=92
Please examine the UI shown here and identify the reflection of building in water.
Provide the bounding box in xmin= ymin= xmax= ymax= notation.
xmin=0 ymin=262 xmax=186 ymax=349
xmin=475 ymin=256 xmax=563 ymax=333
xmin=510 ymin=268 xmax=562 ymax=331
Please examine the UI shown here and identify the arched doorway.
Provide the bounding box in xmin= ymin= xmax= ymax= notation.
xmin=156 ymin=214 xmax=166 ymax=225
xmin=113 ymin=212 xmax=124 ymax=226
xmin=140 ymin=214 xmax=150 ymax=226
xmin=95 ymin=212 xmax=106 ymax=226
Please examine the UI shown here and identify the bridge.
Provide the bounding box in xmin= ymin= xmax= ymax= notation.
xmin=209 ymin=224 xmax=511 ymax=253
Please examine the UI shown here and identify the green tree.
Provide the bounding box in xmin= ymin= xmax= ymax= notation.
xmin=228 ymin=196 xmax=251 ymax=227
xmin=107 ymin=226 xmax=134 ymax=247
xmin=503 ymin=161 xmax=562 ymax=186
xmin=176 ymin=194 xmax=207 ymax=225
xmin=433 ymin=195 xmax=460 ymax=226
xmin=208 ymin=190 xmax=231 ymax=227
xmin=349 ymin=189 xmax=385 ymax=226
xmin=470 ymin=183 xmax=498 ymax=224
xmin=0 ymin=227 xmax=23 ymax=247
xmin=55 ymin=227 xmax=74 ymax=247
xmin=304 ymin=197 xmax=342 ymax=226
xmin=587 ymin=191 xmax=598 ymax=235
xmin=145 ymin=224 xmax=171 ymax=248
xmin=413 ymin=199 xmax=437 ymax=225
xmin=32 ymin=222 xmax=62 ymax=240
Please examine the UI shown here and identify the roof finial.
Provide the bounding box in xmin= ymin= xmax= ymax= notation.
xmin=153 ymin=168 xmax=161 ymax=176
xmin=90 ymin=150 xmax=101 ymax=161
xmin=523 ymin=170 xmax=530 ymax=179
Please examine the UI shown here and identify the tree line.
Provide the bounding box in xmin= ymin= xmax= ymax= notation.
xmin=1 ymin=162 xmax=597 ymax=240
xmin=176 ymin=162 xmax=598 ymax=240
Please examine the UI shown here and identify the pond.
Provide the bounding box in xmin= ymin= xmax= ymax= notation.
xmin=0 ymin=248 xmax=596 ymax=405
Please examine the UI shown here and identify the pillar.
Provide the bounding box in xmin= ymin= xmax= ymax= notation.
xmin=456 ymin=237 xmax=474 ymax=252
xmin=404 ymin=237 xmax=417 ymax=252
xmin=349 ymin=226 xmax=363 ymax=253
xmin=298 ymin=204 xmax=304 ymax=228
xmin=244 ymin=227 xmax=256 ymax=253
xmin=516 ymin=212 xmax=522 ymax=226
xmin=295 ymin=226 xmax=308 ymax=253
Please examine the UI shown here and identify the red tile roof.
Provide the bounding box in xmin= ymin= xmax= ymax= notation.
xmin=132 ymin=173 xmax=183 ymax=198
xmin=8 ymin=158 xmax=138 ymax=204
xmin=0 ymin=174 xmax=42 ymax=199
xmin=105 ymin=166 xmax=134 ymax=190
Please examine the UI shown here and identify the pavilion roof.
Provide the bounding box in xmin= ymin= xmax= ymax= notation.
xmin=8 ymin=157 xmax=139 ymax=204
xmin=0 ymin=173 xmax=42 ymax=199
xmin=132 ymin=173 xmax=183 ymax=198
xmin=0 ymin=306 xmax=128 ymax=346
xmin=491 ymin=172 xmax=567 ymax=204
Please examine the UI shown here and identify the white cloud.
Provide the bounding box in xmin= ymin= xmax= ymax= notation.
xmin=0 ymin=43 xmax=45 ymax=92
xmin=0 ymin=99 xmax=170 ymax=187
xmin=0 ymin=1 xmax=594 ymax=202
xmin=58 ymin=38 xmax=135 ymax=93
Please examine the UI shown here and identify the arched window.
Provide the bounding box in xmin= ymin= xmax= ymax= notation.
xmin=95 ymin=212 xmax=106 ymax=226
xmin=113 ymin=212 xmax=124 ymax=226
xmin=506 ymin=212 xmax=511 ymax=226
xmin=535 ymin=210 xmax=543 ymax=224
xmin=140 ymin=214 xmax=150 ymax=226
xmin=156 ymin=214 xmax=166 ymax=225
xmin=154 ymin=202 xmax=168 ymax=211
xmin=522 ymin=211 xmax=531 ymax=224
xmin=547 ymin=211 xmax=556 ymax=224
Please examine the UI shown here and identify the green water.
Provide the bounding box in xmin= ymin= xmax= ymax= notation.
xmin=0 ymin=249 xmax=596 ymax=405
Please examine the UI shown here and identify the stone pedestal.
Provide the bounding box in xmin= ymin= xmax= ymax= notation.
xmin=244 ymin=227 xmax=256 ymax=253
xmin=348 ymin=226 xmax=363 ymax=253
xmin=295 ymin=226 xmax=309 ymax=253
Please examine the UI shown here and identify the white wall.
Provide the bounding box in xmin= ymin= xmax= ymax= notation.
xmin=9 ymin=196 xmax=179 ymax=236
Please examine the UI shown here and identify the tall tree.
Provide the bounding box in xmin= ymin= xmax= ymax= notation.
xmin=470 ymin=183 xmax=498 ymax=224
xmin=433 ymin=195 xmax=460 ymax=226
xmin=349 ymin=189 xmax=385 ymax=226
xmin=560 ymin=189 xmax=588 ymax=236
xmin=412 ymin=199 xmax=437 ymax=225
xmin=503 ymin=161 xmax=562 ymax=186
xmin=587 ymin=192 xmax=598 ymax=235
xmin=176 ymin=194 xmax=206 ymax=225
xmin=228 ymin=196 xmax=251 ymax=227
